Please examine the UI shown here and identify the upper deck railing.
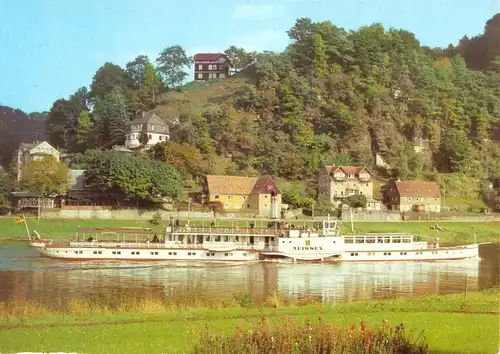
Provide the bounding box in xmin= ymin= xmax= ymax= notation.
xmin=170 ymin=226 xmax=285 ymax=236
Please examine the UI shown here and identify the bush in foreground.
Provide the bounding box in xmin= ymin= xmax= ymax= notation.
xmin=193 ymin=316 xmax=428 ymax=354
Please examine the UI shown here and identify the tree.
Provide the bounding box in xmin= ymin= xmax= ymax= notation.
xmin=125 ymin=55 xmax=151 ymax=88
xmin=345 ymin=194 xmax=367 ymax=208
xmin=90 ymin=62 xmax=127 ymax=101
xmin=21 ymin=157 xmax=69 ymax=220
xmin=139 ymin=131 xmax=149 ymax=146
xmin=224 ymin=46 xmax=257 ymax=72
xmin=156 ymin=45 xmax=192 ymax=89
xmin=0 ymin=171 xmax=14 ymax=207
xmin=70 ymin=86 xmax=91 ymax=112
xmin=151 ymin=140 xmax=204 ymax=177
xmin=93 ymin=87 xmax=130 ymax=147
xmin=84 ymin=151 xmax=183 ymax=204
xmin=137 ymin=61 xmax=161 ymax=110
xmin=75 ymin=110 xmax=94 ymax=151
xmin=46 ymin=98 xmax=80 ymax=151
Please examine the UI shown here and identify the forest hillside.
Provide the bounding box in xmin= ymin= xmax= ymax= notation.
xmin=17 ymin=14 xmax=500 ymax=207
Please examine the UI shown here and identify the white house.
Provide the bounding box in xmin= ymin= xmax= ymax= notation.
xmin=125 ymin=111 xmax=170 ymax=149
xmin=16 ymin=141 xmax=60 ymax=180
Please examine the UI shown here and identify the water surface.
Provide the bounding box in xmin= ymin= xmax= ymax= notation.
xmin=0 ymin=242 xmax=497 ymax=305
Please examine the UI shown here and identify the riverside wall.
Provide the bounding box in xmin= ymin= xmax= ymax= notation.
xmin=33 ymin=207 xmax=500 ymax=222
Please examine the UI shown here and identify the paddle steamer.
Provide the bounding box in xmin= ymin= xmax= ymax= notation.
xmin=32 ymin=219 xmax=481 ymax=263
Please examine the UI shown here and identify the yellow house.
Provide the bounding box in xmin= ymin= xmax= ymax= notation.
xmin=204 ymin=175 xmax=282 ymax=218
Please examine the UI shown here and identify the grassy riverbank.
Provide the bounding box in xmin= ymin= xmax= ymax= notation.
xmin=0 ymin=289 xmax=499 ymax=353
xmin=0 ymin=290 xmax=497 ymax=353
xmin=1 ymin=217 xmax=499 ymax=246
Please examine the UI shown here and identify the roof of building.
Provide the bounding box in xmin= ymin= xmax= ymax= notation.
xmin=206 ymin=175 xmax=279 ymax=195
xmin=128 ymin=111 xmax=166 ymax=125
xmin=325 ymin=165 xmax=371 ymax=175
xmin=193 ymin=53 xmax=228 ymax=61
xmin=19 ymin=140 xmax=58 ymax=153
xmin=395 ymin=180 xmax=442 ymax=198
xmin=127 ymin=111 xmax=170 ymax=134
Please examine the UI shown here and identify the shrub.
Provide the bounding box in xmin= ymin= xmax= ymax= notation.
xmin=150 ymin=211 xmax=162 ymax=226
xmin=192 ymin=316 xmax=428 ymax=354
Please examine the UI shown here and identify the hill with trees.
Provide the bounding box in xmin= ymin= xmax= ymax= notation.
xmin=0 ymin=106 xmax=47 ymax=169
xmin=26 ymin=14 xmax=500 ymax=208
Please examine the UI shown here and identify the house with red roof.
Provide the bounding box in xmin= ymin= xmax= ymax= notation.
xmin=193 ymin=53 xmax=231 ymax=81
xmin=383 ymin=180 xmax=442 ymax=213
xmin=318 ymin=165 xmax=374 ymax=204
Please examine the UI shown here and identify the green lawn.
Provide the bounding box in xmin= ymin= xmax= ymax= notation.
xmin=0 ymin=291 xmax=497 ymax=354
xmin=1 ymin=217 xmax=499 ymax=246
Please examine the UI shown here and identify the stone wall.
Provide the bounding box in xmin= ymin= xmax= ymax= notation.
xmin=42 ymin=208 xmax=268 ymax=220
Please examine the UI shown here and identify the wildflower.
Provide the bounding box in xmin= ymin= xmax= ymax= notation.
xmin=360 ymin=319 xmax=367 ymax=332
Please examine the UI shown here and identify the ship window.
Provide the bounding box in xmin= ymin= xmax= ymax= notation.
xmin=112 ymin=251 xmax=116 ymax=255
xmin=79 ymin=251 xmax=83 ymax=254
xmin=344 ymin=237 xmax=354 ymax=244
xmin=366 ymin=237 xmax=375 ymax=243
xmin=173 ymin=252 xmax=177 ymax=255
xmin=383 ymin=252 xmax=392 ymax=256
xmin=225 ymin=253 xmax=228 ymax=256
xmin=75 ymin=251 xmax=78 ymax=254
xmin=350 ymin=252 xmax=358 ymax=256
xmin=168 ymin=252 xmax=172 ymax=255
xmin=206 ymin=252 xmax=210 ymax=256
xmin=402 ymin=237 xmax=411 ymax=243
xmin=355 ymin=238 xmax=364 ymax=243
xmin=400 ymin=252 xmax=407 ymax=255
xmin=393 ymin=238 xmax=401 ymax=243
xmin=93 ymin=251 xmax=97 ymax=254
xmin=211 ymin=252 xmax=215 ymax=256
xmin=384 ymin=237 xmax=391 ymax=243
xmin=242 ymin=253 xmax=247 ymax=256
xmin=192 ymin=252 xmax=196 ymax=255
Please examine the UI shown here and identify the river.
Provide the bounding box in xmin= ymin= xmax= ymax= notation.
xmin=0 ymin=242 xmax=498 ymax=305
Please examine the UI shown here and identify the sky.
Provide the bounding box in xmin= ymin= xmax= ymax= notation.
xmin=1 ymin=0 xmax=499 ymax=113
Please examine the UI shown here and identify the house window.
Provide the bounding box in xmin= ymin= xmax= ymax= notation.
xmin=264 ymin=204 xmax=267 ymax=207
xmin=151 ymin=125 xmax=155 ymax=131
xmin=215 ymin=195 xmax=219 ymax=199
xmin=228 ymin=196 xmax=232 ymax=200
xmin=247 ymin=204 xmax=250 ymax=208
xmin=159 ymin=136 xmax=163 ymax=141
xmin=235 ymin=203 xmax=240 ymax=208
xmin=198 ymin=64 xmax=202 ymax=70
xmin=197 ymin=73 xmax=202 ymax=79
xmin=225 ymin=203 xmax=229 ymax=208
xmin=148 ymin=134 xmax=152 ymax=140
xmin=220 ymin=73 xmax=226 ymax=78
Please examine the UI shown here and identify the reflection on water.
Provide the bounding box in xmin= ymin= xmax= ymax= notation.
xmin=0 ymin=242 xmax=498 ymax=305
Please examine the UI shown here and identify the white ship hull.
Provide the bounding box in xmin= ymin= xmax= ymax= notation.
xmin=340 ymin=244 xmax=479 ymax=262
xmin=39 ymin=245 xmax=260 ymax=262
